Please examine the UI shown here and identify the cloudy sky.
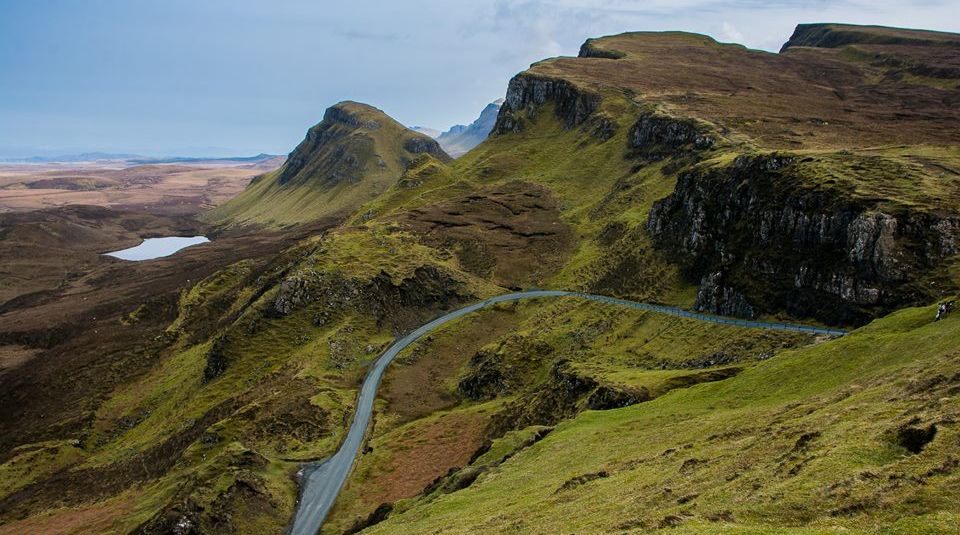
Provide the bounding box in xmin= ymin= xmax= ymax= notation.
xmin=2 ymin=0 xmax=959 ymax=157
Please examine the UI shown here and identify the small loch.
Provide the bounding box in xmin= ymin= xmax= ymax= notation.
xmin=105 ymin=236 xmax=209 ymax=261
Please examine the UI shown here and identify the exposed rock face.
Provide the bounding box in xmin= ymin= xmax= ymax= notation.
xmin=487 ymin=361 xmax=647 ymax=437
xmin=578 ymin=38 xmax=626 ymax=59
xmin=647 ymin=154 xmax=960 ymax=324
xmin=323 ymin=105 xmax=383 ymax=130
xmin=493 ymin=74 xmax=600 ymax=134
xmin=628 ymin=113 xmax=715 ymax=153
xmin=277 ymin=113 xmax=375 ymax=187
xmin=273 ymin=264 xmax=468 ymax=323
xmin=403 ymin=136 xmax=446 ymax=157
xmin=202 ymin=335 xmax=230 ymax=382
xmin=694 ymin=272 xmax=756 ymax=319
xmin=458 ymin=350 xmax=508 ymax=401
xmin=274 ymin=101 xmax=449 ymax=189
xmin=191 ymin=261 xmax=472 ymax=380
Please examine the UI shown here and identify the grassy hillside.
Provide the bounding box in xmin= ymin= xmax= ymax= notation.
xmin=207 ymin=101 xmax=450 ymax=228
xmin=559 ymin=28 xmax=960 ymax=150
xmin=324 ymin=23 xmax=960 ymax=533
xmin=361 ymin=301 xmax=960 ymax=534
xmin=323 ymin=297 xmax=814 ymax=533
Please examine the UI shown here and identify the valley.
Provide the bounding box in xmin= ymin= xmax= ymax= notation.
xmin=0 ymin=157 xmax=282 ymax=216
xmin=1 ymin=21 xmax=959 ymax=535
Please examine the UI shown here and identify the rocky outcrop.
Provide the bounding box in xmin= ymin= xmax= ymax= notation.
xmin=493 ymin=74 xmax=600 ymax=135
xmin=628 ymin=113 xmax=715 ymax=154
xmin=458 ymin=350 xmax=508 ymax=401
xmin=202 ymin=335 xmax=230 ymax=382
xmin=647 ymin=154 xmax=960 ymax=324
xmin=132 ymin=450 xmax=281 ymax=535
xmin=487 ymin=361 xmax=647 ymax=436
xmin=274 ymin=101 xmax=449 ymax=189
xmin=322 ymin=104 xmax=382 ymax=130
xmin=194 ymin=262 xmax=471 ymax=380
xmin=780 ymin=23 xmax=960 ymax=52
xmin=277 ymin=121 xmax=372 ymax=187
xmin=578 ymin=38 xmax=626 ymax=59
xmin=273 ymin=265 xmax=468 ymax=323
xmin=694 ymin=272 xmax=756 ymax=319
xmin=402 ymin=136 xmax=447 ymax=159
xmin=344 ymin=503 xmax=393 ymax=535
xmin=277 ymin=102 xmax=381 ymax=185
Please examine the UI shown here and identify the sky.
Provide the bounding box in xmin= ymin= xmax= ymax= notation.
xmin=1 ymin=0 xmax=959 ymax=158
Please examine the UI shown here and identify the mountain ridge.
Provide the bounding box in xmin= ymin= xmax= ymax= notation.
xmin=207 ymin=101 xmax=449 ymax=227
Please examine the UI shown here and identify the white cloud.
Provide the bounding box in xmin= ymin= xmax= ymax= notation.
xmin=720 ymin=21 xmax=745 ymax=43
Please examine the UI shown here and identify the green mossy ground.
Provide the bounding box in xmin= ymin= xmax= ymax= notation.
xmin=362 ymin=302 xmax=960 ymax=534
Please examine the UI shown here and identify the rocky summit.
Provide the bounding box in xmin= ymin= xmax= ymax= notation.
xmin=208 ymin=101 xmax=449 ymax=227
xmin=1 ymin=21 xmax=960 ymax=535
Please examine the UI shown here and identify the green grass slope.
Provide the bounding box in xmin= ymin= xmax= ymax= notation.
xmin=324 ymin=296 xmax=814 ymax=533
xmin=207 ymin=101 xmax=450 ymax=228
xmin=364 ymin=301 xmax=960 ymax=534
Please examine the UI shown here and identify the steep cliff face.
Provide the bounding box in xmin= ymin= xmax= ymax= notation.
xmin=577 ymin=38 xmax=627 ymax=59
xmin=647 ymin=154 xmax=960 ymax=324
xmin=276 ymin=106 xmax=377 ymax=188
xmin=627 ymin=112 xmax=716 ymax=159
xmin=493 ymin=74 xmax=600 ymax=135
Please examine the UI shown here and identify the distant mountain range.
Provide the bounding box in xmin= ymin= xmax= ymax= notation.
xmin=127 ymin=153 xmax=282 ymax=165
xmin=409 ymin=126 xmax=441 ymax=138
xmin=0 ymin=152 xmax=144 ymax=163
xmin=412 ymin=99 xmax=504 ymax=158
xmin=1 ymin=152 xmax=282 ymax=165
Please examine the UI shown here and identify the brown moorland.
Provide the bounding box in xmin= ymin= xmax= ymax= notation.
xmin=541 ymin=25 xmax=960 ymax=149
xmin=0 ymin=159 xmax=282 ymax=215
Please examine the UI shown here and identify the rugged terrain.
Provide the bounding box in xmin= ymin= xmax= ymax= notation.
xmin=208 ymin=102 xmax=449 ymax=227
xmin=1 ymin=22 xmax=959 ymax=535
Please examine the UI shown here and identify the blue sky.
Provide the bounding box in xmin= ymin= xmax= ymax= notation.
xmin=1 ymin=0 xmax=959 ymax=157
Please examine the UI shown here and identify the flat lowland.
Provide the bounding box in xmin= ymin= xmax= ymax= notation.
xmin=0 ymin=158 xmax=283 ymax=216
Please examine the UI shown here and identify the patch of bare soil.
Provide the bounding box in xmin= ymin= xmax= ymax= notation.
xmin=376 ymin=411 xmax=488 ymax=502
xmin=380 ymin=307 xmax=518 ymax=425
xmin=0 ymin=345 xmax=39 ymax=377
xmin=0 ymin=493 xmax=136 ymax=535
xmin=334 ymin=410 xmax=489 ymax=533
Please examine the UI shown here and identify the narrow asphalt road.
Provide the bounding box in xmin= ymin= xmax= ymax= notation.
xmin=287 ymin=290 xmax=846 ymax=535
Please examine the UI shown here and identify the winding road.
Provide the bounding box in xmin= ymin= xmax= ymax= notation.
xmin=287 ymin=290 xmax=846 ymax=535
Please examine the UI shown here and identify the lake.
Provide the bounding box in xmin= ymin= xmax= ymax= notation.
xmin=105 ymin=236 xmax=209 ymax=261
